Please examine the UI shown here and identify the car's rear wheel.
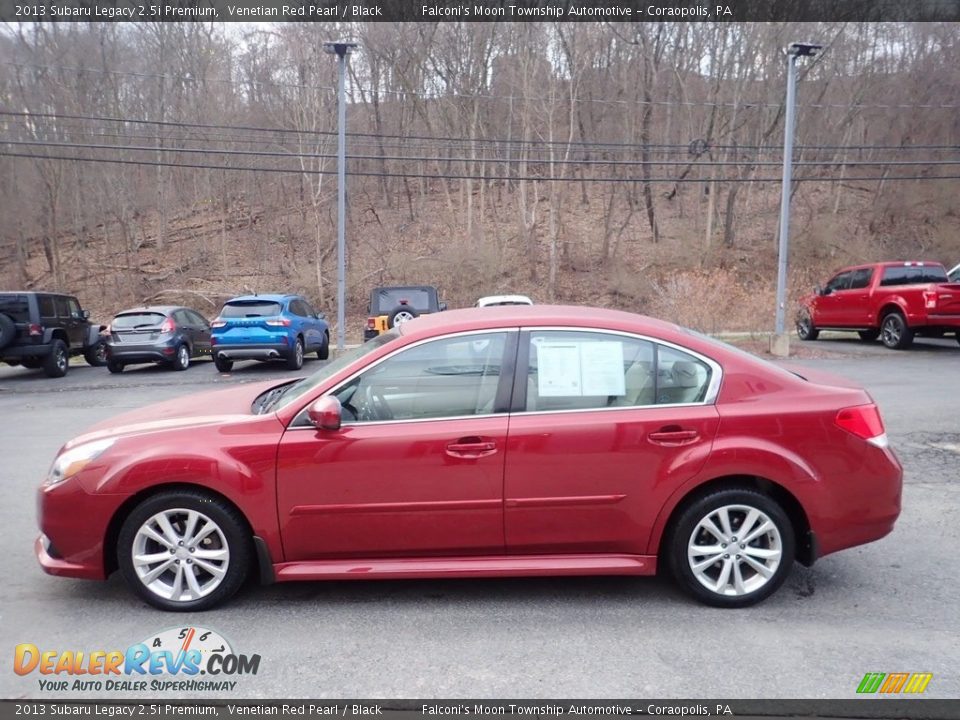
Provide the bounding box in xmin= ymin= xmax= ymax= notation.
xmin=107 ymin=359 xmax=124 ymax=374
xmin=171 ymin=343 xmax=190 ymax=371
xmin=318 ymin=331 xmax=330 ymax=360
xmin=795 ymin=310 xmax=819 ymax=341
xmin=214 ymin=355 xmax=233 ymax=373
xmin=880 ymin=311 xmax=914 ymax=349
xmin=667 ymin=489 xmax=795 ymax=608
xmin=0 ymin=313 xmax=15 ymax=350
xmin=43 ymin=339 xmax=69 ymax=378
xmin=117 ymin=490 xmax=251 ymax=611
xmin=956 ymin=332 xmax=960 ymax=346
xmin=858 ymin=329 xmax=880 ymax=342
xmin=84 ymin=340 xmax=108 ymax=367
xmin=286 ymin=337 xmax=304 ymax=370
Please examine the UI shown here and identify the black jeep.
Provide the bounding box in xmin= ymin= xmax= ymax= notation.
xmin=0 ymin=292 xmax=107 ymax=377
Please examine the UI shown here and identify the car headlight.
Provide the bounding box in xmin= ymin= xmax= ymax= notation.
xmin=46 ymin=438 xmax=115 ymax=487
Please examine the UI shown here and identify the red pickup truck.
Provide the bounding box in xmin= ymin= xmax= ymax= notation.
xmin=796 ymin=261 xmax=960 ymax=349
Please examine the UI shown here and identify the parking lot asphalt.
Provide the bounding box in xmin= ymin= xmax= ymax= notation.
xmin=1 ymin=340 xmax=958 ymax=700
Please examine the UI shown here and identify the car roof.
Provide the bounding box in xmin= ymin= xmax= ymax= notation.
xmin=114 ymin=305 xmax=182 ymax=315
xmin=477 ymin=294 xmax=534 ymax=306
xmin=224 ymin=294 xmax=294 ymax=303
xmin=398 ymin=304 xmax=683 ymax=339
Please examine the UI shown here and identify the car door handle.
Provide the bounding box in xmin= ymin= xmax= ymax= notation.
xmin=445 ymin=437 xmax=498 ymax=459
xmin=648 ymin=428 xmax=700 ymax=446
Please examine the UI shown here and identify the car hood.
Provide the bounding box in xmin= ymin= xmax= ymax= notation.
xmin=65 ymin=379 xmax=283 ymax=449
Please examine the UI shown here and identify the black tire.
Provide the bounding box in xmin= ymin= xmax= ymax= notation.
xmin=83 ymin=339 xmax=108 ymax=367
xmin=956 ymin=332 xmax=960 ymax=347
xmin=171 ymin=343 xmax=190 ymax=371
xmin=880 ymin=311 xmax=914 ymax=350
xmin=666 ymin=488 xmax=796 ymax=608
xmin=286 ymin=337 xmax=304 ymax=370
xmin=857 ymin=329 xmax=880 ymax=342
xmin=117 ymin=489 xmax=251 ymax=612
xmin=214 ymin=355 xmax=233 ymax=373
xmin=43 ymin=339 xmax=69 ymax=378
xmin=317 ymin=331 xmax=330 ymax=360
xmin=0 ymin=313 xmax=15 ymax=350
xmin=387 ymin=305 xmax=419 ymax=329
xmin=107 ymin=359 xmax=124 ymax=374
xmin=795 ymin=310 xmax=819 ymax=341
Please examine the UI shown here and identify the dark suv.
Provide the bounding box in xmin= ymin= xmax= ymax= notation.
xmin=0 ymin=292 xmax=107 ymax=377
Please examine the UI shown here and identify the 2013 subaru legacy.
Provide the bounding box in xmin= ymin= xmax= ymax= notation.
xmin=36 ymin=305 xmax=901 ymax=611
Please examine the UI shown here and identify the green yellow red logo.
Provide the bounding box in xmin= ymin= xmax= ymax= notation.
xmin=857 ymin=672 xmax=933 ymax=694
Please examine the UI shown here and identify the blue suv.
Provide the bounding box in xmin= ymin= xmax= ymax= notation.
xmin=211 ymin=294 xmax=329 ymax=372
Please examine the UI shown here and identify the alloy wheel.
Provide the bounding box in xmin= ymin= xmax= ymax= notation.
xmin=687 ymin=504 xmax=783 ymax=597
xmin=393 ymin=310 xmax=416 ymax=326
xmin=177 ymin=344 xmax=190 ymax=369
xmin=131 ymin=508 xmax=230 ymax=602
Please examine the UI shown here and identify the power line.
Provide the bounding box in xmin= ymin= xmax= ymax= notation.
xmin=4 ymin=109 xmax=958 ymax=154
xmin=2 ymin=149 xmax=959 ymax=185
xmin=6 ymin=138 xmax=960 ymax=169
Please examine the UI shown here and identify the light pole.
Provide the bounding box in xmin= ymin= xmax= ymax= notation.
xmin=773 ymin=41 xmax=821 ymax=355
xmin=323 ymin=41 xmax=358 ymax=351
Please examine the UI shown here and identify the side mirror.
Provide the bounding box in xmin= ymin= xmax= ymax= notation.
xmin=317 ymin=312 xmax=326 ymax=320
xmin=439 ymin=302 xmax=448 ymax=311
xmin=307 ymin=396 xmax=342 ymax=431
xmin=82 ymin=309 xmax=90 ymax=319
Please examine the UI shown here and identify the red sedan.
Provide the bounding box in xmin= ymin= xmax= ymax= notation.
xmin=36 ymin=306 xmax=902 ymax=610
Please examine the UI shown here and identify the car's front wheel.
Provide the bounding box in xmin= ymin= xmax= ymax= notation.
xmin=117 ymin=490 xmax=251 ymax=611
xmin=84 ymin=340 xmax=108 ymax=367
xmin=318 ymin=331 xmax=330 ymax=361
xmin=667 ymin=488 xmax=795 ymax=608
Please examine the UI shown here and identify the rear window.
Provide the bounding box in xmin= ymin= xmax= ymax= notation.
xmin=880 ymin=265 xmax=948 ymax=286
xmin=372 ymin=289 xmax=433 ymax=314
xmin=0 ymin=294 xmax=30 ymax=322
xmin=221 ymin=301 xmax=283 ymax=318
xmin=112 ymin=312 xmax=166 ymax=329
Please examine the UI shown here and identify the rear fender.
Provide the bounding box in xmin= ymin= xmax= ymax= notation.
xmin=647 ymin=437 xmax=820 ymax=554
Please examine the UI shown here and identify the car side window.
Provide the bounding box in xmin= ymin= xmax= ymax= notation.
xmin=187 ymin=310 xmax=209 ymax=328
xmin=173 ymin=310 xmax=191 ymax=326
xmin=289 ymin=299 xmax=307 ymax=317
xmin=333 ymin=333 xmax=508 ymax=423
xmin=825 ymin=272 xmax=853 ymax=293
xmin=524 ymin=331 xmax=712 ymax=412
xmin=849 ymin=268 xmax=873 ymax=289
xmin=55 ymin=297 xmax=70 ymax=318
xmin=38 ymin=295 xmax=56 ymax=320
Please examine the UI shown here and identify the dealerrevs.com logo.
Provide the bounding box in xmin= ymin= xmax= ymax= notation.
xmin=14 ymin=627 xmax=260 ymax=693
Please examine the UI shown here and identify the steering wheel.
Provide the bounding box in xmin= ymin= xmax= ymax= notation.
xmin=360 ymin=383 xmax=394 ymax=421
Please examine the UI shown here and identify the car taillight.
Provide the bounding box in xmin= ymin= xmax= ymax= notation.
xmin=160 ymin=317 xmax=176 ymax=333
xmin=922 ymin=290 xmax=938 ymax=310
xmin=28 ymin=323 xmax=42 ymax=337
xmin=211 ymin=319 xmax=226 ymax=328
xmin=835 ymin=404 xmax=888 ymax=448
xmin=366 ymin=317 xmax=376 ymax=329
xmin=265 ymin=318 xmax=292 ymax=327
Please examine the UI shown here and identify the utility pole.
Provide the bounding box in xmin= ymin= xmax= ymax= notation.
xmin=772 ymin=41 xmax=821 ymax=356
xmin=323 ymin=41 xmax=358 ymax=351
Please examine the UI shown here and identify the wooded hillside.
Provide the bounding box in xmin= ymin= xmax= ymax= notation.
xmin=2 ymin=22 xmax=958 ymax=337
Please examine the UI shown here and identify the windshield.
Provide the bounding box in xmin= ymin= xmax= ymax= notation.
xmin=221 ymin=301 xmax=283 ymax=318
xmin=263 ymin=329 xmax=401 ymax=414
xmin=112 ymin=312 xmax=166 ymax=329
xmin=372 ymin=289 xmax=433 ymax=314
